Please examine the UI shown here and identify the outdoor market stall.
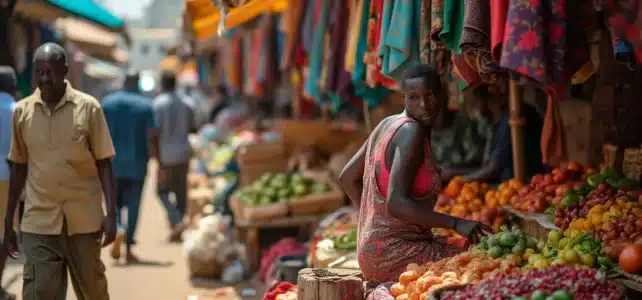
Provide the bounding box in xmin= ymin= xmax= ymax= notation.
xmin=178 ymin=0 xmax=642 ymax=297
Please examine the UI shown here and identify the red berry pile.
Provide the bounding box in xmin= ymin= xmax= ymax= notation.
xmin=441 ymin=265 xmax=621 ymax=300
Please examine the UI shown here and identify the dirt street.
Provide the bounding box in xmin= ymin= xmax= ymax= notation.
xmin=2 ymin=163 xmax=261 ymax=300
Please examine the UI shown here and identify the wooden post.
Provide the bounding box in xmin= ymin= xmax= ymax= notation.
xmin=297 ymin=268 xmax=364 ymax=300
xmin=508 ymin=80 xmax=526 ymax=182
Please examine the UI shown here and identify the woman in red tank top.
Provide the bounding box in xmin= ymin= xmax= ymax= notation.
xmin=339 ymin=64 xmax=493 ymax=285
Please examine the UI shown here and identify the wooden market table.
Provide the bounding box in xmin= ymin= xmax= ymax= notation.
xmin=235 ymin=215 xmax=322 ymax=272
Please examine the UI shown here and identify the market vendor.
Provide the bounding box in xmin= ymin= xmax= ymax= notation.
xmin=339 ymin=63 xmax=493 ymax=284
xmin=441 ymin=87 xmax=545 ymax=184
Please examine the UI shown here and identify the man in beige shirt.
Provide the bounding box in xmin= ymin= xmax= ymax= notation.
xmin=4 ymin=43 xmax=117 ymax=300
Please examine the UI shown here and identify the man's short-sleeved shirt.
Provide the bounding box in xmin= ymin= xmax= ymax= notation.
xmin=0 ymin=92 xmax=14 ymax=181
xmin=153 ymin=92 xmax=195 ymax=167
xmin=8 ymin=82 xmax=116 ymax=235
xmin=102 ymin=91 xmax=156 ymax=180
xmin=487 ymin=104 xmax=545 ymax=182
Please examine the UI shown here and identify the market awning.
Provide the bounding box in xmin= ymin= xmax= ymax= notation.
xmin=186 ymin=0 xmax=288 ymax=41
xmin=56 ymin=18 xmax=128 ymax=64
xmin=46 ymin=0 xmax=124 ymax=30
xmin=15 ymin=0 xmax=127 ymax=40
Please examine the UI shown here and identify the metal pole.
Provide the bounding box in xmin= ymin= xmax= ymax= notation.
xmin=509 ymin=80 xmax=526 ymax=182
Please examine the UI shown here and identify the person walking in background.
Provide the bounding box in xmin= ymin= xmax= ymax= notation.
xmin=154 ymin=71 xmax=196 ymax=242
xmin=4 ymin=43 xmax=116 ymax=300
xmin=102 ymin=70 xmax=158 ymax=263
xmin=0 ymin=66 xmax=17 ymax=300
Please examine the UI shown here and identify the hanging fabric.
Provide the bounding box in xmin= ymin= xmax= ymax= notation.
xmin=460 ymin=0 xmax=502 ymax=84
xmin=345 ymin=0 xmax=365 ymax=73
xmin=364 ymin=0 xmax=397 ymax=89
xmin=429 ymin=0 xmax=450 ymax=74
xmin=419 ymin=0 xmax=432 ymax=63
xmin=304 ymin=0 xmax=330 ymax=102
xmin=280 ymin=0 xmax=307 ymax=70
xmin=225 ymin=36 xmax=243 ymax=92
xmin=489 ymin=0 xmax=508 ymax=62
xmin=379 ymin=0 xmax=422 ymax=82
xmin=500 ymin=0 xmax=589 ymax=166
xmin=300 ymin=0 xmax=317 ymax=54
xmin=439 ymin=0 xmax=465 ymax=53
xmin=326 ymin=0 xmax=353 ymax=95
xmin=352 ymin=0 xmax=391 ymax=108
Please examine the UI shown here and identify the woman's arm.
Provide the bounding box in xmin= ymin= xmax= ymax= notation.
xmin=386 ymin=123 xmax=458 ymax=230
xmin=338 ymin=141 xmax=367 ymax=208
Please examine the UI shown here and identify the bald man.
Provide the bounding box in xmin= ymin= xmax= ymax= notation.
xmin=102 ymin=70 xmax=158 ymax=263
xmin=5 ymin=42 xmax=116 ymax=300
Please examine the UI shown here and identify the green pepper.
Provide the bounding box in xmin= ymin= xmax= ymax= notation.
xmin=597 ymin=255 xmax=613 ymax=268
xmin=606 ymin=177 xmax=624 ymax=189
xmin=621 ymin=178 xmax=641 ymax=189
xmin=587 ymin=174 xmax=607 ymax=188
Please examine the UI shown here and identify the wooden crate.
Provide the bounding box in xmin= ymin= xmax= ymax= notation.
xmin=229 ymin=196 xmax=288 ymax=222
xmin=237 ymin=141 xmax=286 ymax=165
xmin=238 ymin=158 xmax=289 ymax=187
xmin=289 ymin=172 xmax=345 ymax=216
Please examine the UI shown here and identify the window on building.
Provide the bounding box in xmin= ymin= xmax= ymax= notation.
xmin=159 ymin=45 xmax=166 ymax=54
xmin=141 ymin=44 xmax=149 ymax=55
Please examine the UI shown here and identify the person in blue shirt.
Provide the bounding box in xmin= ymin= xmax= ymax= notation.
xmin=102 ymin=70 xmax=158 ymax=263
xmin=0 ymin=66 xmax=17 ymax=300
xmin=442 ymin=87 xmax=544 ymax=184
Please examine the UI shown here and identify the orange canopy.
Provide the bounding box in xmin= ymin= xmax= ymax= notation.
xmin=186 ymin=0 xmax=288 ymax=41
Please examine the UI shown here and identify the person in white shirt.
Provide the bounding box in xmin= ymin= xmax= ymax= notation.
xmin=0 ymin=66 xmax=17 ymax=300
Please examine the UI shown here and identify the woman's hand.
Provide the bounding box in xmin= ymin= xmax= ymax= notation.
xmin=454 ymin=219 xmax=494 ymax=244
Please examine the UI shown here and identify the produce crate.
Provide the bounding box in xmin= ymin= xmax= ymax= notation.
xmin=289 ymin=171 xmax=345 ymax=216
xmin=237 ymin=140 xmax=286 ymax=165
xmin=229 ymin=196 xmax=288 ymax=222
xmin=518 ymin=217 xmax=550 ymax=241
xmin=238 ymin=159 xmax=289 ymax=187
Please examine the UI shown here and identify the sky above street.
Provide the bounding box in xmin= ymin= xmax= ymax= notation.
xmin=102 ymin=0 xmax=152 ymax=19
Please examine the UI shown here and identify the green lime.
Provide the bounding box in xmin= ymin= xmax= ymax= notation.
xmin=551 ymin=290 xmax=574 ymax=300
xmin=488 ymin=246 xmax=503 ymax=258
xmin=530 ymin=290 xmax=547 ymax=300
xmin=500 ymin=232 xmax=518 ymax=247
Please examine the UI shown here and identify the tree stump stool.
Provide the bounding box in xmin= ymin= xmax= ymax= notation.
xmin=297 ymin=268 xmax=364 ymax=300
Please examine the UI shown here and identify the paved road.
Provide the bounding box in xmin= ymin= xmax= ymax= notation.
xmin=3 ymin=164 xmax=232 ymax=300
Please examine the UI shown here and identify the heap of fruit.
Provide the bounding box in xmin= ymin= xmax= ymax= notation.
xmin=440 ymin=265 xmax=622 ymax=300
xmin=472 ymin=226 xmax=539 ymax=267
xmin=390 ymin=252 xmax=519 ymax=299
xmin=233 ymin=172 xmax=330 ymax=206
xmin=328 ymin=228 xmax=357 ymax=251
xmin=513 ymin=162 xmax=594 ymax=213
xmin=437 ymin=178 xmax=510 ymax=234
xmin=554 ymin=170 xmax=642 ymax=243
xmin=531 ymin=229 xmax=614 ymax=272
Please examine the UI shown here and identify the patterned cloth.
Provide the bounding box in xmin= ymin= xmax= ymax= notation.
xmin=460 ymin=0 xmax=502 ymax=84
xmin=358 ymin=115 xmax=464 ymax=284
xmin=499 ymin=0 xmax=589 ymax=166
xmin=420 ymin=0 xmax=432 ymax=63
xmin=351 ymin=0 xmax=391 ymax=108
xmin=379 ymin=0 xmax=422 ymax=82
